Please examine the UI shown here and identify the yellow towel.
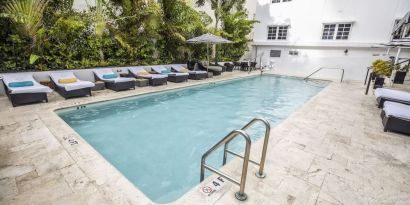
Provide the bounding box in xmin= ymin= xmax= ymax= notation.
xmin=180 ymin=68 xmax=190 ymax=73
xmin=137 ymin=71 xmax=149 ymax=75
xmin=58 ymin=78 xmax=77 ymax=84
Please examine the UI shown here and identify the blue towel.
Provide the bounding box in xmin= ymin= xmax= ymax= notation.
xmin=8 ymin=81 xmax=34 ymax=87
xmin=161 ymin=70 xmax=171 ymax=74
xmin=103 ymin=73 xmax=118 ymax=79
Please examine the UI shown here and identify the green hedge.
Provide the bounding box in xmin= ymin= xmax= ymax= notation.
xmin=0 ymin=0 xmax=255 ymax=72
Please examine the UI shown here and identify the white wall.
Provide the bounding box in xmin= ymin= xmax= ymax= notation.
xmin=251 ymin=0 xmax=410 ymax=81
xmin=253 ymin=0 xmax=410 ymax=44
xmin=254 ymin=46 xmax=410 ymax=81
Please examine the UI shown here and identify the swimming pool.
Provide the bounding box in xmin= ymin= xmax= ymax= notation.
xmin=57 ymin=75 xmax=327 ymax=203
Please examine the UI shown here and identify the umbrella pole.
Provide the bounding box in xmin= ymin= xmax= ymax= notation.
xmin=207 ymin=43 xmax=209 ymax=74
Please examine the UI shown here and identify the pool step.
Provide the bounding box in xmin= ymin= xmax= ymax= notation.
xmin=199 ymin=118 xmax=271 ymax=201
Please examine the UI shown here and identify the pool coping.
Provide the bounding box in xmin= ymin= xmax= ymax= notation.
xmin=36 ymin=72 xmax=331 ymax=204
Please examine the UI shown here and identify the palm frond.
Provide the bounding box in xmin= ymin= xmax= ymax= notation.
xmin=2 ymin=0 xmax=48 ymax=47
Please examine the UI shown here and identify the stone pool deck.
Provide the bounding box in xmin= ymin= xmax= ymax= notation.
xmin=0 ymin=71 xmax=409 ymax=205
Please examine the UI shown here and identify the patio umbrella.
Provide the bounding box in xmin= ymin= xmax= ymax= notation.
xmin=186 ymin=33 xmax=232 ymax=70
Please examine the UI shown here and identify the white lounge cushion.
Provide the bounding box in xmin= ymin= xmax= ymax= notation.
xmin=207 ymin=65 xmax=223 ymax=72
xmin=189 ymin=70 xmax=207 ymax=74
xmin=151 ymin=65 xmax=168 ymax=73
xmin=128 ymin=67 xmax=167 ymax=79
xmin=2 ymin=73 xmax=52 ymax=94
xmin=49 ymin=72 xmax=94 ymax=91
xmin=375 ymin=88 xmax=410 ymax=103
xmin=383 ymin=101 xmax=410 ymax=119
xmin=168 ymin=72 xmax=189 ymax=76
xmin=171 ymin=64 xmax=186 ymax=72
xmin=93 ymin=68 xmax=134 ymax=83
xmin=152 ymin=66 xmax=188 ymax=76
xmin=171 ymin=65 xmax=206 ymax=74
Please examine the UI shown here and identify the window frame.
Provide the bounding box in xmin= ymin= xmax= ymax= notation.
xmin=270 ymin=50 xmax=282 ymax=57
xmin=321 ymin=22 xmax=353 ymax=40
xmin=267 ymin=25 xmax=289 ymax=40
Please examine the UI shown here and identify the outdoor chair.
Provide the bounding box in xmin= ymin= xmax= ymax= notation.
xmin=94 ymin=68 xmax=135 ymax=91
xmin=128 ymin=67 xmax=168 ymax=86
xmin=381 ymin=101 xmax=410 ymax=135
xmin=2 ymin=73 xmax=52 ymax=107
xmin=151 ymin=65 xmax=189 ymax=83
xmin=49 ymin=71 xmax=94 ymax=99
xmin=375 ymin=88 xmax=410 ymax=108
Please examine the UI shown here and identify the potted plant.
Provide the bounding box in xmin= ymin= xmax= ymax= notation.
xmin=393 ymin=64 xmax=409 ymax=84
xmin=371 ymin=59 xmax=392 ymax=89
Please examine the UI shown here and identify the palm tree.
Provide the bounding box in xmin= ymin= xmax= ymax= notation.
xmin=195 ymin=0 xmax=244 ymax=30
xmin=2 ymin=0 xmax=48 ymax=48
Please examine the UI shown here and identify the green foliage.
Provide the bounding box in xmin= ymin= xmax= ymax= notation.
xmin=372 ymin=59 xmax=392 ymax=77
xmin=0 ymin=17 xmax=31 ymax=71
xmin=195 ymin=0 xmax=256 ymax=61
xmin=402 ymin=65 xmax=410 ymax=72
xmin=0 ymin=0 xmax=250 ymax=71
xmin=2 ymin=0 xmax=48 ymax=47
xmin=158 ymin=0 xmax=211 ymax=63
xmin=219 ymin=10 xmax=256 ymax=61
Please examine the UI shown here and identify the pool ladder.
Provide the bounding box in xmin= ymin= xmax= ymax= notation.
xmin=200 ymin=118 xmax=271 ymax=201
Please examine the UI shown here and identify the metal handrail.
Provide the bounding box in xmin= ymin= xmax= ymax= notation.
xmin=222 ymin=118 xmax=271 ymax=178
xmin=304 ymin=67 xmax=345 ymax=83
xmin=200 ymin=129 xmax=251 ymax=201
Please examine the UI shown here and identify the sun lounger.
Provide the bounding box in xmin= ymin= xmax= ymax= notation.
xmin=381 ymin=101 xmax=410 ymax=135
xmin=151 ymin=65 xmax=189 ymax=83
xmin=223 ymin=62 xmax=234 ymax=72
xmin=128 ymin=67 xmax=168 ymax=86
xmin=171 ymin=64 xmax=207 ymax=80
xmin=375 ymin=88 xmax=410 ymax=108
xmin=196 ymin=62 xmax=222 ymax=76
xmin=49 ymin=72 xmax=94 ymax=99
xmin=2 ymin=73 xmax=52 ymax=107
xmin=93 ymin=68 xmax=135 ymax=91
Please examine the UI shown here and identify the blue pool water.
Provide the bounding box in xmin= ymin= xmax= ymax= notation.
xmin=57 ymin=75 xmax=326 ymax=203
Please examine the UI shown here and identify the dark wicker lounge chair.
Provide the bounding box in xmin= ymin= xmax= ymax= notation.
xmin=233 ymin=62 xmax=241 ymax=70
xmin=49 ymin=72 xmax=94 ymax=99
xmin=375 ymin=88 xmax=410 ymax=108
xmin=171 ymin=64 xmax=207 ymax=80
xmin=93 ymin=68 xmax=135 ymax=91
xmin=151 ymin=66 xmax=189 ymax=83
xmin=196 ymin=62 xmax=222 ymax=76
xmin=240 ymin=62 xmax=249 ymax=71
xmin=224 ymin=62 xmax=234 ymax=72
xmin=128 ymin=67 xmax=168 ymax=86
xmin=381 ymin=101 xmax=410 ymax=135
xmin=2 ymin=73 xmax=52 ymax=107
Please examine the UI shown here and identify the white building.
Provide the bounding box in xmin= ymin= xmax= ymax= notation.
xmin=251 ymin=0 xmax=410 ymax=81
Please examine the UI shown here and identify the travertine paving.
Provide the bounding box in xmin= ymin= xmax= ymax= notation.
xmin=0 ymin=72 xmax=409 ymax=205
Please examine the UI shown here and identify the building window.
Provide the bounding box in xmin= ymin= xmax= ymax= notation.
xmin=322 ymin=24 xmax=336 ymax=40
xmin=289 ymin=50 xmax=299 ymax=56
xmin=322 ymin=23 xmax=352 ymax=40
xmin=335 ymin=24 xmax=351 ymax=40
xmin=282 ymin=0 xmax=292 ymax=2
xmin=267 ymin=26 xmax=277 ymax=40
xmin=270 ymin=50 xmax=281 ymax=57
xmin=267 ymin=26 xmax=289 ymax=40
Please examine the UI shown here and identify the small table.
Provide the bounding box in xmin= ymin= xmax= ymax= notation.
xmin=135 ymin=79 xmax=149 ymax=87
xmin=207 ymin=72 xmax=213 ymax=78
xmin=39 ymin=79 xmax=54 ymax=89
xmin=92 ymin=81 xmax=105 ymax=91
